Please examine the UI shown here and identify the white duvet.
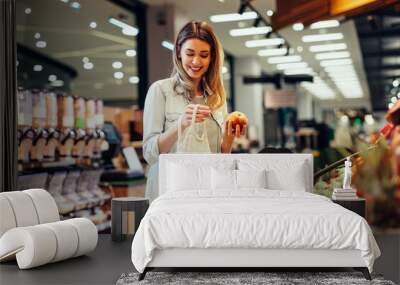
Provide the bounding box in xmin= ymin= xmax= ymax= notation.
xmin=131 ymin=190 xmax=380 ymax=273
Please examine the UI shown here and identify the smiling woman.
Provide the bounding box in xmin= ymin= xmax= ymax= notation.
xmin=142 ymin=21 xmax=246 ymax=202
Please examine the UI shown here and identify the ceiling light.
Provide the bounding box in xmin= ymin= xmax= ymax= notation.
xmin=210 ymin=11 xmax=257 ymax=23
xmin=326 ymin=69 xmax=357 ymax=76
xmin=323 ymin=65 xmax=356 ymax=72
xmin=245 ymin=38 xmax=284 ymax=48
xmin=389 ymin=103 xmax=394 ymax=109
xmin=302 ymin=33 xmax=343 ymax=42
xmin=266 ymin=10 xmax=274 ymax=17
xmin=335 ymin=81 xmax=363 ymax=98
xmin=48 ymin=75 xmax=57 ymax=82
xmin=301 ymin=81 xmax=336 ymax=99
xmin=320 ymin=58 xmax=352 ymax=67
xmin=229 ymin=26 xmax=272 ymax=37
xmin=335 ymin=79 xmax=361 ymax=85
xmin=114 ymin=72 xmax=124 ymax=79
xmin=324 ymin=66 xmax=356 ymax=72
xmin=257 ymin=48 xmax=287 ymax=57
xmin=276 ymin=62 xmax=308 ymax=70
xmin=70 ymin=2 xmax=80 ymax=9
xmin=297 ymin=46 xmax=303 ymax=52
xmin=60 ymin=0 xmax=69 ymax=3
xmin=83 ymin=62 xmax=94 ymax=70
xmin=51 ymin=80 xmax=64 ymax=87
xmin=89 ymin=21 xmax=97 ymax=29
xmin=393 ymin=79 xmax=400 ymax=87
xmin=82 ymin=57 xmax=89 ymax=63
xmin=283 ymin=68 xmax=314 ymax=75
xmin=268 ymin=55 xmax=302 ymax=64
xmin=161 ymin=40 xmax=174 ymax=50
xmin=122 ymin=27 xmax=138 ymax=36
xmin=36 ymin=41 xmax=47 ymax=48
xmin=310 ymin=20 xmax=340 ymax=29
xmin=34 ymin=33 xmax=41 ymax=39
xmin=25 ymin=8 xmax=32 ymax=14
xmin=112 ymin=61 xmax=123 ymax=69
xmin=292 ymin=23 xmax=304 ymax=31
xmin=33 ymin=65 xmax=43 ymax=72
xmin=126 ymin=49 xmax=137 ymax=57
xmin=108 ymin=17 xmax=139 ymax=36
xmin=330 ymin=75 xmax=358 ymax=81
xmin=309 ymin=43 xmax=347 ymax=52
xmin=341 ymin=93 xmax=363 ymax=100
xmin=222 ymin=66 xmax=228 ymax=74
xmin=129 ymin=76 xmax=140 ymax=84
xmin=315 ymin=51 xmax=350 ymax=60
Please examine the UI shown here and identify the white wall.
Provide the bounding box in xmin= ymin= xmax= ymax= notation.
xmin=234 ymin=57 xmax=264 ymax=147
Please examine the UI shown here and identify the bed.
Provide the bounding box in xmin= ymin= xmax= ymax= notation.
xmin=131 ymin=154 xmax=380 ymax=281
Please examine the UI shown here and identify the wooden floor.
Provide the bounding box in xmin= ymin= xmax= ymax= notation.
xmin=0 ymin=234 xmax=398 ymax=285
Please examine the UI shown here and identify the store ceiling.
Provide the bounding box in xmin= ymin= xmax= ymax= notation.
xmin=143 ymin=0 xmax=374 ymax=110
xmin=16 ymin=0 xmax=139 ymax=102
xmin=354 ymin=5 xmax=400 ymax=111
xmin=15 ymin=0 xmax=399 ymax=111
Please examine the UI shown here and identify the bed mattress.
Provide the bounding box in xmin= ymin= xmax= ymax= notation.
xmin=131 ymin=190 xmax=380 ymax=273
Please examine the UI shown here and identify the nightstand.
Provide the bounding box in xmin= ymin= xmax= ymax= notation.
xmin=111 ymin=197 xmax=149 ymax=241
xmin=332 ymin=198 xmax=366 ymax=218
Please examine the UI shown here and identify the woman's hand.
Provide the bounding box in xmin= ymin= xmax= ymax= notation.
xmin=180 ymin=104 xmax=211 ymax=129
xmin=221 ymin=120 xmax=247 ymax=153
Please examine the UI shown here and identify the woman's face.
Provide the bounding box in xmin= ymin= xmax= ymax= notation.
xmin=179 ymin=38 xmax=211 ymax=81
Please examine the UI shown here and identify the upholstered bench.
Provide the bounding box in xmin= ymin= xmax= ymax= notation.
xmin=0 ymin=189 xmax=98 ymax=269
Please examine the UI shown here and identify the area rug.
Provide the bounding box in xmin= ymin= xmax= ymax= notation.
xmin=116 ymin=271 xmax=396 ymax=285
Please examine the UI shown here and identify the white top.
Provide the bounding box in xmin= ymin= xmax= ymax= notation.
xmin=142 ymin=78 xmax=228 ymax=202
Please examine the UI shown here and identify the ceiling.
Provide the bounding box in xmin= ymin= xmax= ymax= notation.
xmin=354 ymin=5 xmax=400 ymax=111
xmin=16 ymin=0 xmax=139 ymax=102
xmin=143 ymin=0 xmax=377 ymax=110
xmin=15 ymin=0 xmax=399 ymax=111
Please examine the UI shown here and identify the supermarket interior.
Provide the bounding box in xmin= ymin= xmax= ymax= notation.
xmin=0 ymin=0 xmax=400 ymax=284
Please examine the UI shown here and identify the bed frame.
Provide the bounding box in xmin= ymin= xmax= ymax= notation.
xmin=138 ymin=154 xmax=372 ymax=281
xmin=139 ymin=248 xmax=371 ymax=280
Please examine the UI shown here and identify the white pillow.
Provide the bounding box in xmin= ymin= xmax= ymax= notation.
xmin=266 ymin=166 xmax=307 ymax=191
xmin=211 ymin=169 xmax=267 ymax=190
xmin=236 ymin=169 xmax=267 ymax=189
xmin=211 ymin=168 xmax=236 ymax=190
xmin=166 ymin=159 xmax=236 ymax=192
xmin=237 ymin=159 xmax=310 ymax=192
xmin=167 ymin=163 xmax=211 ymax=191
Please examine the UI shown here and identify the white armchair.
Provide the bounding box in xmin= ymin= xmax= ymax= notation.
xmin=0 ymin=189 xmax=98 ymax=269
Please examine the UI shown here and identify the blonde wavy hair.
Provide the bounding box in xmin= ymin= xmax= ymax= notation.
xmin=172 ymin=21 xmax=225 ymax=111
